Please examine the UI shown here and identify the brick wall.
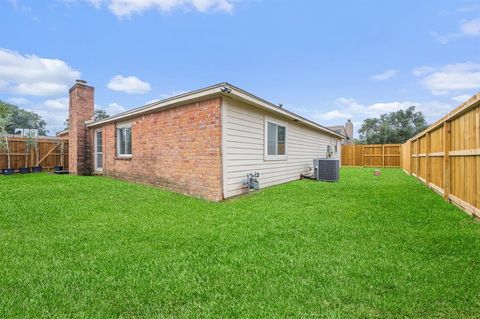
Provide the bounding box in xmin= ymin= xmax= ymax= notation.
xmin=93 ymin=97 xmax=223 ymax=201
xmin=69 ymin=81 xmax=94 ymax=175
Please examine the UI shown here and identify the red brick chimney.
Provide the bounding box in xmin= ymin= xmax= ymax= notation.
xmin=69 ymin=79 xmax=94 ymax=175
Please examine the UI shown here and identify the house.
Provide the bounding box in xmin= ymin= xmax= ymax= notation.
xmin=328 ymin=120 xmax=353 ymax=145
xmin=66 ymin=80 xmax=343 ymax=201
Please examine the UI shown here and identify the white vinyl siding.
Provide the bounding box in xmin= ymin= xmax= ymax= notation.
xmin=222 ymin=97 xmax=341 ymax=198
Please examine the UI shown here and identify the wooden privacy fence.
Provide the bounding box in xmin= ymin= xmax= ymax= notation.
xmin=342 ymin=144 xmax=401 ymax=167
xmin=401 ymin=93 xmax=480 ymax=218
xmin=0 ymin=136 xmax=68 ymax=170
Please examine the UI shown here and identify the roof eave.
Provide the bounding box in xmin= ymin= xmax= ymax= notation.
xmin=87 ymin=83 xmax=226 ymax=128
xmin=86 ymin=82 xmax=344 ymax=139
xmin=224 ymin=84 xmax=344 ymax=138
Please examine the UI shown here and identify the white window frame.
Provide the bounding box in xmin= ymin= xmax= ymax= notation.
xmin=264 ymin=117 xmax=288 ymax=161
xmin=116 ymin=122 xmax=132 ymax=158
xmin=94 ymin=128 xmax=103 ymax=171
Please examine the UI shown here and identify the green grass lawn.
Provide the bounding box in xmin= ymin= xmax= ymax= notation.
xmin=1 ymin=168 xmax=480 ymax=318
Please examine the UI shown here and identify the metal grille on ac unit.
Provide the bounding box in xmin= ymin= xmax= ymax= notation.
xmin=313 ymin=159 xmax=339 ymax=182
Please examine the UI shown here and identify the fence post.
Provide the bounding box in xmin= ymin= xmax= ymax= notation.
xmin=352 ymin=146 xmax=355 ymax=166
xmin=30 ymin=143 xmax=35 ymax=167
xmin=362 ymin=146 xmax=365 ymax=167
xmin=416 ymin=140 xmax=420 ymax=179
xmin=409 ymin=140 xmax=414 ymax=175
xmin=399 ymin=144 xmax=402 ymax=169
xmin=382 ymin=145 xmax=385 ymax=167
xmin=425 ymin=132 xmax=431 ymax=186
xmin=60 ymin=140 xmax=65 ymax=167
xmin=476 ymin=107 xmax=480 ymax=207
xmin=443 ymin=121 xmax=451 ymax=201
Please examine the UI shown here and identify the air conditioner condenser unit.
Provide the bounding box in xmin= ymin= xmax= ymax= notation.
xmin=313 ymin=159 xmax=339 ymax=182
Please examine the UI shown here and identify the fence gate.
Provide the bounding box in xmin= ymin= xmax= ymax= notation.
xmin=0 ymin=136 xmax=68 ymax=170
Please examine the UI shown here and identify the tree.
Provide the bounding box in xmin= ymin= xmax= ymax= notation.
xmin=358 ymin=106 xmax=427 ymax=144
xmin=94 ymin=109 xmax=109 ymax=121
xmin=63 ymin=118 xmax=69 ymax=131
xmin=0 ymin=115 xmax=13 ymax=169
xmin=353 ymin=138 xmax=364 ymax=145
xmin=63 ymin=109 xmax=109 ymax=130
xmin=0 ymin=100 xmax=47 ymax=135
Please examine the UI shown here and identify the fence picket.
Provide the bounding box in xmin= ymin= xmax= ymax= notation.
xmin=342 ymin=144 xmax=400 ymax=167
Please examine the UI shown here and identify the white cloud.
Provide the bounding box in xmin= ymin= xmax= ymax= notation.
xmin=29 ymin=99 xmax=127 ymax=134
xmin=43 ymin=98 xmax=69 ymax=110
xmin=460 ymin=18 xmax=480 ymax=35
xmin=82 ymin=0 xmax=234 ymax=17
xmin=19 ymin=97 xmax=71 ymax=134
xmin=313 ymin=97 xmax=455 ymax=138
xmin=367 ymin=101 xmax=412 ymax=113
xmin=415 ymin=101 xmax=453 ymax=120
xmin=452 ymin=94 xmax=473 ymax=103
xmin=412 ymin=66 xmax=435 ymax=77
xmin=107 ymin=75 xmax=151 ymax=94
xmin=433 ymin=18 xmax=480 ymax=44
xmin=0 ymin=48 xmax=80 ymax=96
xmin=412 ymin=62 xmax=480 ymax=95
xmin=292 ymin=96 xmax=458 ymax=140
xmin=317 ymin=98 xmax=422 ymax=122
xmin=316 ymin=110 xmax=351 ymax=120
xmin=159 ymin=90 xmax=187 ymax=99
xmin=86 ymin=0 xmax=103 ymax=8
xmin=6 ymin=97 xmax=31 ymax=105
xmin=332 ymin=98 xmax=413 ymax=116
xmin=458 ymin=4 xmax=480 ymax=13
xmin=96 ymin=102 xmax=127 ymax=115
xmin=370 ymin=69 xmax=398 ymax=81
xmin=106 ymin=102 xmax=126 ymax=114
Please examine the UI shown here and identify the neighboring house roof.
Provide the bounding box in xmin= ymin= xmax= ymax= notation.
xmin=83 ymin=83 xmax=344 ymax=139
xmin=327 ymin=125 xmax=346 ymax=134
xmin=327 ymin=125 xmax=352 ymax=140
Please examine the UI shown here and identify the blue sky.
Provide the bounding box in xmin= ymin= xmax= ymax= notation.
xmin=1 ymin=0 xmax=480 ymax=135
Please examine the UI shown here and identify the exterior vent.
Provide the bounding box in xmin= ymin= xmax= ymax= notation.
xmin=313 ymin=159 xmax=339 ymax=182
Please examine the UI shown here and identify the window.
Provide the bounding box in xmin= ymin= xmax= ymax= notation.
xmin=265 ymin=120 xmax=287 ymax=160
xmin=95 ymin=130 xmax=103 ymax=170
xmin=116 ymin=123 xmax=132 ymax=156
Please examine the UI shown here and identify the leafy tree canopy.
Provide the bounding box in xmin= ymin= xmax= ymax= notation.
xmin=94 ymin=109 xmax=109 ymax=121
xmin=358 ymin=106 xmax=428 ymax=144
xmin=0 ymin=100 xmax=47 ymax=135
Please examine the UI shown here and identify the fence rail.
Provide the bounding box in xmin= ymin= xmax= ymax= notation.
xmin=400 ymin=93 xmax=480 ymax=218
xmin=0 ymin=136 xmax=68 ymax=171
xmin=342 ymin=144 xmax=401 ymax=167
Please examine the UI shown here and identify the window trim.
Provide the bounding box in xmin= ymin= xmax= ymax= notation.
xmin=264 ymin=117 xmax=288 ymax=161
xmin=116 ymin=122 xmax=132 ymax=158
